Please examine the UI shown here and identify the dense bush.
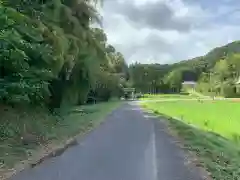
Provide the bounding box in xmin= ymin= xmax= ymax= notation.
xmin=0 ymin=1 xmax=128 ymax=109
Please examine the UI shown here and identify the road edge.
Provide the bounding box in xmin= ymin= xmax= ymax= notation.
xmin=4 ymin=104 xmax=123 ymax=180
xmin=141 ymin=108 xmax=212 ymax=180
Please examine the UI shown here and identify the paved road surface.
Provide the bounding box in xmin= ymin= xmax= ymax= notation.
xmin=11 ymin=103 xmax=204 ymax=180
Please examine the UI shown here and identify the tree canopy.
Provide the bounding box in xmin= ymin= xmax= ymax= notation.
xmin=0 ymin=0 xmax=128 ymax=109
xmin=129 ymin=41 xmax=240 ymax=97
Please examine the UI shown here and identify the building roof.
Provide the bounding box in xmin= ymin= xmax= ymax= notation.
xmin=235 ymin=77 xmax=240 ymax=85
xmin=182 ymin=81 xmax=197 ymax=85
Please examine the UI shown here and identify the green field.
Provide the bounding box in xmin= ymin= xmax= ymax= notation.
xmin=140 ymin=93 xmax=203 ymax=100
xmin=141 ymin=97 xmax=240 ymax=179
xmin=142 ymin=100 xmax=240 ymax=140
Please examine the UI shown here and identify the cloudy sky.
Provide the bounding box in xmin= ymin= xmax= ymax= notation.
xmin=102 ymin=0 xmax=240 ymax=64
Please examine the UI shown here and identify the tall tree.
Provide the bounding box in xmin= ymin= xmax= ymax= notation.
xmin=0 ymin=0 xmax=128 ymax=109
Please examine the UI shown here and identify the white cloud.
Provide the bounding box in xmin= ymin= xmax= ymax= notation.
xmin=102 ymin=0 xmax=240 ymax=64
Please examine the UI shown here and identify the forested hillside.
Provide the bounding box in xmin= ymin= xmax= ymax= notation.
xmin=130 ymin=41 xmax=240 ymax=97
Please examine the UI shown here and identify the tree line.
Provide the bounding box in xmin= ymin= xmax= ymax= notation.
xmin=129 ymin=41 xmax=240 ymax=97
xmin=0 ymin=0 xmax=128 ymax=110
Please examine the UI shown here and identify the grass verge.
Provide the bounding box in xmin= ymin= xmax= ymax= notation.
xmin=142 ymin=105 xmax=240 ymax=180
xmin=139 ymin=93 xmax=200 ymax=100
xmin=142 ymin=100 xmax=240 ymax=140
xmin=0 ymin=101 xmax=121 ymax=176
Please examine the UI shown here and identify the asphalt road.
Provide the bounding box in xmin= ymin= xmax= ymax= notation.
xmin=11 ymin=103 xmax=205 ymax=180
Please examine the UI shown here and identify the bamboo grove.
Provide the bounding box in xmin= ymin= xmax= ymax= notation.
xmin=0 ymin=0 xmax=128 ymax=110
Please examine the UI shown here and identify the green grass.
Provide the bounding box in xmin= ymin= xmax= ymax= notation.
xmin=0 ymin=101 xmax=121 ymax=170
xmin=55 ymin=101 xmax=121 ymax=139
xmin=142 ymin=100 xmax=240 ymax=140
xmin=140 ymin=93 xmax=199 ymax=100
xmin=163 ymin=116 xmax=240 ymax=180
xmin=141 ymin=98 xmax=240 ymax=179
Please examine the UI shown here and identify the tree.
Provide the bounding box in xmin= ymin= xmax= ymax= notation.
xmin=129 ymin=41 xmax=240 ymax=97
xmin=164 ymin=69 xmax=183 ymax=93
xmin=0 ymin=0 xmax=128 ymax=109
xmin=0 ymin=6 xmax=54 ymax=105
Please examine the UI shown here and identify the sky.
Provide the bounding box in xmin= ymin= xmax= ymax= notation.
xmin=102 ymin=0 xmax=240 ymax=64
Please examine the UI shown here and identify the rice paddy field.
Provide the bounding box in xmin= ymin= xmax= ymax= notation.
xmin=142 ymin=99 xmax=240 ymax=141
xmin=140 ymin=93 xmax=199 ymax=100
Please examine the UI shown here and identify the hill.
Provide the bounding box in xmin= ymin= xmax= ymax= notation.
xmin=130 ymin=40 xmax=240 ymax=97
xmin=171 ymin=40 xmax=240 ymax=76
